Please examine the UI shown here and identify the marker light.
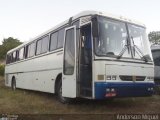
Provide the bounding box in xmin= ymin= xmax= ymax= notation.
xmin=112 ymin=76 xmax=116 ymax=80
xmin=106 ymin=76 xmax=111 ymax=80
xmin=106 ymin=75 xmax=117 ymax=80
xmin=97 ymin=75 xmax=104 ymax=80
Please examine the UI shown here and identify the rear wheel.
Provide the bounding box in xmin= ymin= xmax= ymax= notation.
xmin=11 ymin=78 xmax=16 ymax=91
xmin=57 ymin=80 xmax=71 ymax=104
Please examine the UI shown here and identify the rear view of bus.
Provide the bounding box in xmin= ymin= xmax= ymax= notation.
xmin=91 ymin=13 xmax=154 ymax=99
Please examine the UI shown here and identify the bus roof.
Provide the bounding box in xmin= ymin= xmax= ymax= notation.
xmin=7 ymin=10 xmax=146 ymax=54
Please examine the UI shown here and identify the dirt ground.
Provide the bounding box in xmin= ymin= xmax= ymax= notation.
xmin=0 ymin=76 xmax=160 ymax=119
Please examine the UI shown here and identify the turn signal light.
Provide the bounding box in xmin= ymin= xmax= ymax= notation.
xmin=97 ymin=75 xmax=104 ymax=80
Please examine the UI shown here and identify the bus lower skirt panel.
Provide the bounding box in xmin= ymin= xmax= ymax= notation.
xmin=94 ymin=82 xmax=154 ymax=99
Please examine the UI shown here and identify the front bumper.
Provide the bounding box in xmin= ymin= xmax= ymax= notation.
xmin=94 ymin=82 xmax=155 ymax=99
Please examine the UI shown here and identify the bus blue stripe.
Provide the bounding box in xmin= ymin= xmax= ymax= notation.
xmin=94 ymin=82 xmax=155 ymax=99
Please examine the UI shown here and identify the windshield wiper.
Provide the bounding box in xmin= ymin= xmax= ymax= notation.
xmin=130 ymin=36 xmax=148 ymax=62
xmin=117 ymin=45 xmax=129 ymax=59
xmin=117 ymin=38 xmax=130 ymax=59
xmin=133 ymin=45 xmax=149 ymax=62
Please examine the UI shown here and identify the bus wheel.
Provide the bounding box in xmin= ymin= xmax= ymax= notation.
xmin=57 ymin=80 xmax=71 ymax=104
xmin=11 ymin=78 xmax=16 ymax=91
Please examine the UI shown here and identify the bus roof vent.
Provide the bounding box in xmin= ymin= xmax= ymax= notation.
xmin=80 ymin=16 xmax=91 ymax=26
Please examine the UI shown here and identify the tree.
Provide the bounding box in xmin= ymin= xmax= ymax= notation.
xmin=148 ymin=31 xmax=160 ymax=44
xmin=0 ymin=37 xmax=22 ymax=60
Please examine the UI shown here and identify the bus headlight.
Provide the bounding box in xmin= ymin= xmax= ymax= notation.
xmin=106 ymin=75 xmax=111 ymax=80
xmin=112 ymin=76 xmax=117 ymax=80
xmin=106 ymin=75 xmax=117 ymax=80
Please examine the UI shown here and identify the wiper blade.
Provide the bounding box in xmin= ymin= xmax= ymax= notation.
xmin=117 ymin=37 xmax=130 ymax=59
xmin=117 ymin=45 xmax=128 ymax=59
xmin=133 ymin=45 xmax=148 ymax=62
xmin=130 ymin=36 xmax=148 ymax=62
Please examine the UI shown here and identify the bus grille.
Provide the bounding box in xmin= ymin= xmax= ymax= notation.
xmin=119 ymin=75 xmax=146 ymax=81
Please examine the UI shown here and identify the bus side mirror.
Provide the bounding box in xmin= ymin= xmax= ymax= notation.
xmin=92 ymin=17 xmax=99 ymax=38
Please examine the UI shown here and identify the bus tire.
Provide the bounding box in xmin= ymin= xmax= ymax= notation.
xmin=57 ymin=80 xmax=71 ymax=104
xmin=11 ymin=77 xmax=16 ymax=91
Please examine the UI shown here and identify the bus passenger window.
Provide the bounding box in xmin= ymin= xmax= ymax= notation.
xmin=41 ymin=36 xmax=49 ymax=53
xmin=19 ymin=47 xmax=24 ymax=60
xmin=57 ymin=28 xmax=65 ymax=48
xmin=50 ymin=32 xmax=58 ymax=51
xmin=16 ymin=50 xmax=19 ymax=61
xmin=12 ymin=52 xmax=16 ymax=62
xmin=29 ymin=42 xmax=35 ymax=57
xmin=36 ymin=39 xmax=42 ymax=55
xmin=26 ymin=42 xmax=35 ymax=58
xmin=6 ymin=54 xmax=11 ymax=64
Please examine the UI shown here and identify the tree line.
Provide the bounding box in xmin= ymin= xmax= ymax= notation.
xmin=0 ymin=37 xmax=22 ymax=76
xmin=148 ymin=31 xmax=160 ymax=44
xmin=0 ymin=37 xmax=22 ymax=60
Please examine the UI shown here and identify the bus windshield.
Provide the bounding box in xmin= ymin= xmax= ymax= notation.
xmin=128 ymin=24 xmax=151 ymax=60
xmin=94 ymin=16 xmax=152 ymax=61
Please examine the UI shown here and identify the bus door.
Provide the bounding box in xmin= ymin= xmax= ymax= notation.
xmin=79 ymin=24 xmax=92 ymax=97
xmin=62 ymin=26 xmax=77 ymax=98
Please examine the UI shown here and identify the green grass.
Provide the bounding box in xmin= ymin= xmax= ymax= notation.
xmin=0 ymin=76 xmax=160 ymax=114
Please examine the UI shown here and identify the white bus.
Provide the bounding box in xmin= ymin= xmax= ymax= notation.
xmin=5 ymin=11 xmax=154 ymax=103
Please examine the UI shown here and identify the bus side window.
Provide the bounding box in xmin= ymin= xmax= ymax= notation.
xmin=10 ymin=53 xmax=13 ymax=63
xmin=29 ymin=42 xmax=35 ymax=57
xmin=16 ymin=50 xmax=19 ymax=61
xmin=50 ymin=32 xmax=58 ymax=51
xmin=12 ymin=52 xmax=16 ymax=62
xmin=36 ymin=39 xmax=42 ymax=55
xmin=26 ymin=42 xmax=35 ymax=58
xmin=19 ymin=47 xmax=24 ymax=60
xmin=6 ymin=54 xmax=11 ymax=64
xmin=41 ymin=36 xmax=49 ymax=53
xmin=25 ymin=45 xmax=28 ymax=58
xmin=26 ymin=44 xmax=30 ymax=58
xmin=57 ymin=28 xmax=65 ymax=48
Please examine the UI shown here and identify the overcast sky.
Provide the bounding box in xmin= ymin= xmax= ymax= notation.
xmin=0 ymin=0 xmax=160 ymax=44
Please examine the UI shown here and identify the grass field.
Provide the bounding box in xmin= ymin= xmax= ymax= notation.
xmin=0 ymin=76 xmax=160 ymax=115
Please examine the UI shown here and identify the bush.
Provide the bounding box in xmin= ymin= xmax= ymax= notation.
xmin=0 ymin=64 xmax=5 ymax=76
